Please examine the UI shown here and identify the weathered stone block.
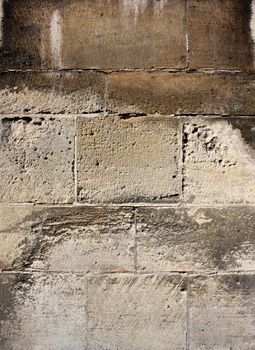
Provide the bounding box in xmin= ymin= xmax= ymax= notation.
xmin=183 ymin=118 xmax=255 ymax=203
xmin=61 ymin=0 xmax=186 ymax=69
xmin=0 ymin=0 xmax=61 ymax=69
xmin=87 ymin=274 xmax=187 ymax=350
xmin=77 ymin=115 xmax=181 ymax=203
xmin=0 ymin=273 xmax=88 ymax=349
xmin=136 ymin=207 xmax=255 ymax=272
xmin=0 ymin=72 xmax=105 ymax=114
xmin=189 ymin=274 xmax=255 ymax=349
xmin=0 ymin=116 xmax=75 ymax=203
xmin=0 ymin=206 xmax=134 ymax=272
xmin=107 ymin=72 xmax=255 ymax=115
xmin=188 ymin=0 xmax=255 ymax=69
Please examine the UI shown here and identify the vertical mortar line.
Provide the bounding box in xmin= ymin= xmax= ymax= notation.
xmin=179 ymin=118 xmax=185 ymax=198
xmin=133 ymin=207 xmax=138 ymax=273
xmin=185 ymin=275 xmax=190 ymax=350
xmin=74 ymin=115 xmax=78 ymax=203
xmin=184 ymin=0 xmax=190 ymax=68
xmin=104 ymin=72 xmax=109 ymax=115
xmin=85 ymin=274 xmax=89 ymax=348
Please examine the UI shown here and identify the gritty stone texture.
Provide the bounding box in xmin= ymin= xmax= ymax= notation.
xmin=61 ymin=0 xmax=186 ymax=69
xmin=183 ymin=118 xmax=255 ymax=203
xmin=0 ymin=0 xmax=61 ymax=69
xmin=136 ymin=207 xmax=255 ymax=272
xmin=77 ymin=115 xmax=180 ymax=203
xmin=0 ymin=206 xmax=134 ymax=273
xmin=189 ymin=274 xmax=255 ymax=350
xmin=0 ymin=273 xmax=87 ymax=349
xmin=107 ymin=72 xmax=255 ymax=115
xmin=0 ymin=72 xmax=105 ymax=114
xmin=87 ymin=274 xmax=187 ymax=350
xmin=0 ymin=116 xmax=75 ymax=203
xmin=188 ymin=0 xmax=255 ymax=69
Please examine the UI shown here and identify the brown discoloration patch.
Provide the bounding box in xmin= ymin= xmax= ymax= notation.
xmin=0 ymin=71 xmax=105 ymax=114
xmin=228 ymin=118 xmax=255 ymax=155
xmin=188 ymin=0 xmax=254 ymax=69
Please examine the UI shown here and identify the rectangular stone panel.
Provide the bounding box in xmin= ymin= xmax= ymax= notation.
xmin=136 ymin=207 xmax=255 ymax=273
xmin=188 ymin=274 xmax=255 ymax=349
xmin=183 ymin=117 xmax=255 ymax=203
xmin=0 ymin=116 xmax=75 ymax=203
xmin=188 ymin=0 xmax=255 ymax=69
xmin=0 ymin=206 xmax=134 ymax=273
xmin=87 ymin=274 xmax=187 ymax=350
xmin=0 ymin=273 xmax=88 ymax=349
xmin=0 ymin=71 xmax=105 ymax=114
xmin=77 ymin=115 xmax=181 ymax=203
xmin=0 ymin=0 xmax=61 ymax=69
xmin=61 ymin=0 xmax=186 ymax=69
xmin=107 ymin=72 xmax=255 ymax=115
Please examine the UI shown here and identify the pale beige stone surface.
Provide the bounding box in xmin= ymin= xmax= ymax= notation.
xmin=189 ymin=274 xmax=255 ymax=350
xmin=183 ymin=118 xmax=255 ymax=203
xmin=0 ymin=206 xmax=134 ymax=273
xmin=77 ymin=115 xmax=181 ymax=203
xmin=0 ymin=273 xmax=88 ymax=350
xmin=87 ymin=274 xmax=187 ymax=350
xmin=0 ymin=116 xmax=75 ymax=203
xmin=136 ymin=207 xmax=255 ymax=273
xmin=61 ymin=0 xmax=186 ymax=69
xmin=0 ymin=72 xmax=105 ymax=114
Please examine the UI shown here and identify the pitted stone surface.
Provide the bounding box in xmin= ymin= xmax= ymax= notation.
xmin=136 ymin=207 xmax=255 ymax=272
xmin=0 ymin=116 xmax=75 ymax=203
xmin=77 ymin=115 xmax=181 ymax=203
xmin=183 ymin=118 xmax=255 ymax=203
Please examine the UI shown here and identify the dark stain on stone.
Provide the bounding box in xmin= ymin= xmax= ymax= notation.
xmin=228 ymin=119 xmax=255 ymax=153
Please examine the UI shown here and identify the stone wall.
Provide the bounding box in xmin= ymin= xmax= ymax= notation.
xmin=1 ymin=0 xmax=255 ymax=349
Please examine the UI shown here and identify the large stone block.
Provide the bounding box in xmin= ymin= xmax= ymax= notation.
xmin=183 ymin=118 xmax=255 ymax=203
xmin=77 ymin=115 xmax=181 ymax=203
xmin=136 ymin=207 xmax=255 ymax=272
xmin=107 ymin=72 xmax=255 ymax=115
xmin=0 ymin=206 xmax=134 ymax=272
xmin=188 ymin=0 xmax=255 ymax=69
xmin=0 ymin=0 xmax=61 ymax=69
xmin=0 ymin=273 xmax=88 ymax=349
xmin=0 ymin=116 xmax=75 ymax=203
xmin=188 ymin=274 xmax=255 ymax=349
xmin=0 ymin=72 xmax=105 ymax=114
xmin=87 ymin=274 xmax=187 ymax=350
xmin=61 ymin=0 xmax=186 ymax=69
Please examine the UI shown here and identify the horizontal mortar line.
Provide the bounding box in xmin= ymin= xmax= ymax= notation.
xmin=1 ymin=202 xmax=255 ymax=209
xmin=0 ymin=67 xmax=255 ymax=75
xmin=2 ymin=113 xmax=255 ymax=119
xmin=1 ymin=269 xmax=255 ymax=277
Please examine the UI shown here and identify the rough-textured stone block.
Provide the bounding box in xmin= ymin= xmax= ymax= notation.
xmin=137 ymin=207 xmax=255 ymax=272
xmin=0 ymin=206 xmax=134 ymax=272
xmin=0 ymin=72 xmax=105 ymax=114
xmin=188 ymin=0 xmax=255 ymax=69
xmin=0 ymin=116 xmax=75 ymax=203
xmin=183 ymin=118 xmax=255 ymax=203
xmin=0 ymin=273 xmax=87 ymax=349
xmin=87 ymin=274 xmax=187 ymax=350
xmin=0 ymin=0 xmax=61 ymax=69
xmin=189 ymin=274 xmax=255 ymax=349
xmin=77 ymin=115 xmax=181 ymax=203
xmin=61 ymin=0 xmax=186 ymax=69
xmin=107 ymin=72 xmax=255 ymax=115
